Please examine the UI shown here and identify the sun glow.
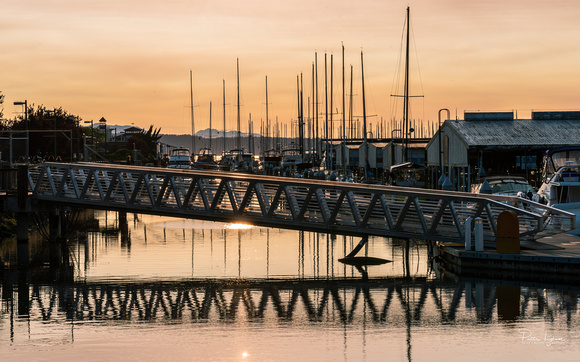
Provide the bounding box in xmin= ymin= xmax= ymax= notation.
xmin=226 ymin=223 xmax=253 ymax=230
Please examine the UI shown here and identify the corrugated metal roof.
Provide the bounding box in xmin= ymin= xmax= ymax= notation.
xmin=447 ymin=119 xmax=580 ymax=147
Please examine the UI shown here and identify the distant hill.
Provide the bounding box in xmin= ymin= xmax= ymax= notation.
xmin=104 ymin=125 xmax=265 ymax=155
xmin=160 ymin=130 xmax=263 ymax=156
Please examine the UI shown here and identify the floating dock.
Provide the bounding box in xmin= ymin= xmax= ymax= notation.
xmin=437 ymin=232 xmax=580 ymax=285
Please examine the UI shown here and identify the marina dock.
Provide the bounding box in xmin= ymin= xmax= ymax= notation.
xmin=437 ymin=231 xmax=580 ymax=285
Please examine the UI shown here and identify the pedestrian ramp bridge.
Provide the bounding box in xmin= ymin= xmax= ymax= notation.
xmin=25 ymin=162 xmax=575 ymax=243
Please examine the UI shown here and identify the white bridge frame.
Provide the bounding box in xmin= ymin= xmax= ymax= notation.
xmin=28 ymin=162 xmax=575 ymax=243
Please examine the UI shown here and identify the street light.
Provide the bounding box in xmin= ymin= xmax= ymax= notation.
xmin=13 ymin=100 xmax=28 ymax=163
xmin=438 ymin=108 xmax=450 ymax=184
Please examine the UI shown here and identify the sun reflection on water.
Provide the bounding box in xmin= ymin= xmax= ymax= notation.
xmin=226 ymin=223 xmax=253 ymax=230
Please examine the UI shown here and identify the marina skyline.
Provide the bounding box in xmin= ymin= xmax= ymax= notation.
xmin=3 ymin=0 xmax=580 ymax=135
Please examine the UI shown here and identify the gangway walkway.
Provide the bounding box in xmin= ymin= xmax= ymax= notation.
xmin=25 ymin=162 xmax=575 ymax=243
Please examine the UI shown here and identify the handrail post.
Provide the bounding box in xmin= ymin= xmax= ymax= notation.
xmin=465 ymin=217 xmax=472 ymax=251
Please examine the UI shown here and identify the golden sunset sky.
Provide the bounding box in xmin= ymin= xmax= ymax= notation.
xmin=2 ymin=0 xmax=580 ymax=135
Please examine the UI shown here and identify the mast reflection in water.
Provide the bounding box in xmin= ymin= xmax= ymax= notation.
xmin=1 ymin=210 xmax=579 ymax=361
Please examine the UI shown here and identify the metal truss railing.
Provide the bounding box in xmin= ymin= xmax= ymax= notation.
xmin=28 ymin=162 xmax=575 ymax=243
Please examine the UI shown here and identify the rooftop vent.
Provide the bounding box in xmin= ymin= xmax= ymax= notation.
xmin=531 ymin=111 xmax=580 ymax=120
xmin=464 ymin=111 xmax=514 ymax=121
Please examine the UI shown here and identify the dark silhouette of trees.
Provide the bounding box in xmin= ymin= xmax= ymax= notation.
xmin=0 ymin=102 xmax=162 ymax=164
xmin=1 ymin=104 xmax=82 ymax=161
xmin=126 ymin=125 xmax=162 ymax=164
xmin=0 ymin=91 xmax=4 ymax=120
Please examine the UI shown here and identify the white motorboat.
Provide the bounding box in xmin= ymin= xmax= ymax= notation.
xmin=472 ymin=175 xmax=536 ymax=199
xmin=167 ymin=148 xmax=192 ymax=169
xmin=536 ymin=147 xmax=580 ymax=227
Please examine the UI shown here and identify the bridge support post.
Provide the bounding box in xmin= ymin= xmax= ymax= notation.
xmin=49 ymin=209 xmax=63 ymax=268
xmin=119 ymin=211 xmax=130 ymax=246
xmin=16 ymin=212 xmax=29 ymax=270
xmin=16 ymin=165 xmax=30 ymax=270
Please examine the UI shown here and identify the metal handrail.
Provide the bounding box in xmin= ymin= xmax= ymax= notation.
xmin=27 ymin=162 xmax=575 ymax=243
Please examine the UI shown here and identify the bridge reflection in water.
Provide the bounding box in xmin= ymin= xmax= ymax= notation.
xmin=2 ymin=210 xmax=580 ymax=360
xmin=3 ymin=279 xmax=578 ymax=325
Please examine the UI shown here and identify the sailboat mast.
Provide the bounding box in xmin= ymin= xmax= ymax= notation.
xmin=190 ymin=70 xmax=196 ymax=154
xmin=209 ymin=101 xmax=212 ymax=150
xmin=403 ymin=6 xmax=410 ymax=163
xmin=342 ymin=43 xmax=346 ymax=176
xmin=223 ymin=79 xmax=226 ymax=156
xmin=311 ymin=62 xmax=315 ymax=158
xmin=324 ymin=53 xmax=328 ymax=170
xmin=330 ymin=53 xmax=334 ymax=171
xmin=361 ymin=51 xmax=368 ymax=181
xmin=265 ymin=76 xmax=269 ymax=153
xmin=237 ymin=58 xmax=241 ymax=151
xmin=248 ymin=113 xmax=252 ymax=153
xmin=349 ymin=65 xmax=353 ymax=140
xmin=300 ymin=73 xmax=304 ymax=160
xmin=296 ymin=75 xmax=300 ymax=155
xmin=315 ymin=52 xmax=319 ymax=164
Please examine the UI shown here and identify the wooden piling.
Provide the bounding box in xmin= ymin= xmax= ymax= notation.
xmin=496 ymin=210 xmax=520 ymax=254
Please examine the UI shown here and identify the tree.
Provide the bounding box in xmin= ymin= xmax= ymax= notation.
xmin=0 ymin=91 xmax=4 ymax=120
xmin=2 ymin=104 xmax=83 ymax=161
xmin=127 ymin=125 xmax=162 ymax=164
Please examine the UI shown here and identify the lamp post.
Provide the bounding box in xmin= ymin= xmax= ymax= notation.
xmin=438 ymin=108 xmax=450 ymax=180
xmin=13 ymin=100 xmax=28 ymax=163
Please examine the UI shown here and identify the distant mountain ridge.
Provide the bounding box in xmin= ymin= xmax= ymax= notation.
xmin=102 ymin=125 xmax=263 ymax=154
xmin=102 ymin=125 xmax=257 ymax=139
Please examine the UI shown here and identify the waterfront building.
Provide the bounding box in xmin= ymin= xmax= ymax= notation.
xmin=426 ymin=110 xmax=580 ymax=190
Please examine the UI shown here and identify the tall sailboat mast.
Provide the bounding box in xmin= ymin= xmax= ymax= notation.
xmin=222 ymin=79 xmax=226 ymax=155
xmin=324 ymin=53 xmax=328 ymax=170
xmin=311 ymin=62 xmax=315 ymax=158
xmin=236 ymin=58 xmax=241 ymax=151
xmin=209 ymin=101 xmax=212 ymax=150
xmin=315 ymin=52 xmax=319 ymax=164
xmin=403 ymin=6 xmax=410 ymax=162
xmin=301 ymin=74 xmax=304 ymax=158
xmin=330 ymin=53 xmax=334 ymax=171
xmin=190 ymin=70 xmax=196 ymax=154
xmin=342 ymin=43 xmax=346 ymax=177
xmin=361 ymin=50 xmax=368 ymax=181
xmin=265 ymin=76 xmax=269 ymax=153
xmin=349 ymin=65 xmax=353 ymax=140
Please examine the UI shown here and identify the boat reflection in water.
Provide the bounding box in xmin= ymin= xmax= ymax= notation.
xmin=1 ymin=211 xmax=578 ymax=360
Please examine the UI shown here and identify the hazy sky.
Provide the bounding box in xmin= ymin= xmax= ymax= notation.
xmin=2 ymin=0 xmax=580 ymax=135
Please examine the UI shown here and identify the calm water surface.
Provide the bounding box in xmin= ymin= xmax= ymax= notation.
xmin=1 ymin=210 xmax=580 ymax=361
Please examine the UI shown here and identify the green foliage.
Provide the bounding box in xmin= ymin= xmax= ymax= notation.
xmin=127 ymin=125 xmax=162 ymax=163
xmin=0 ymin=213 xmax=17 ymax=240
xmin=0 ymin=91 xmax=4 ymax=119
xmin=1 ymin=104 xmax=83 ymax=160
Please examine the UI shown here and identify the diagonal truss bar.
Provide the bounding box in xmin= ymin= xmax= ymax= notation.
xmin=25 ymin=163 xmax=575 ymax=243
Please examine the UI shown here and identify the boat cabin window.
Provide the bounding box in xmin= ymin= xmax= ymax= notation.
xmin=489 ymin=181 xmax=535 ymax=194
xmin=550 ymin=149 xmax=580 ymax=171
